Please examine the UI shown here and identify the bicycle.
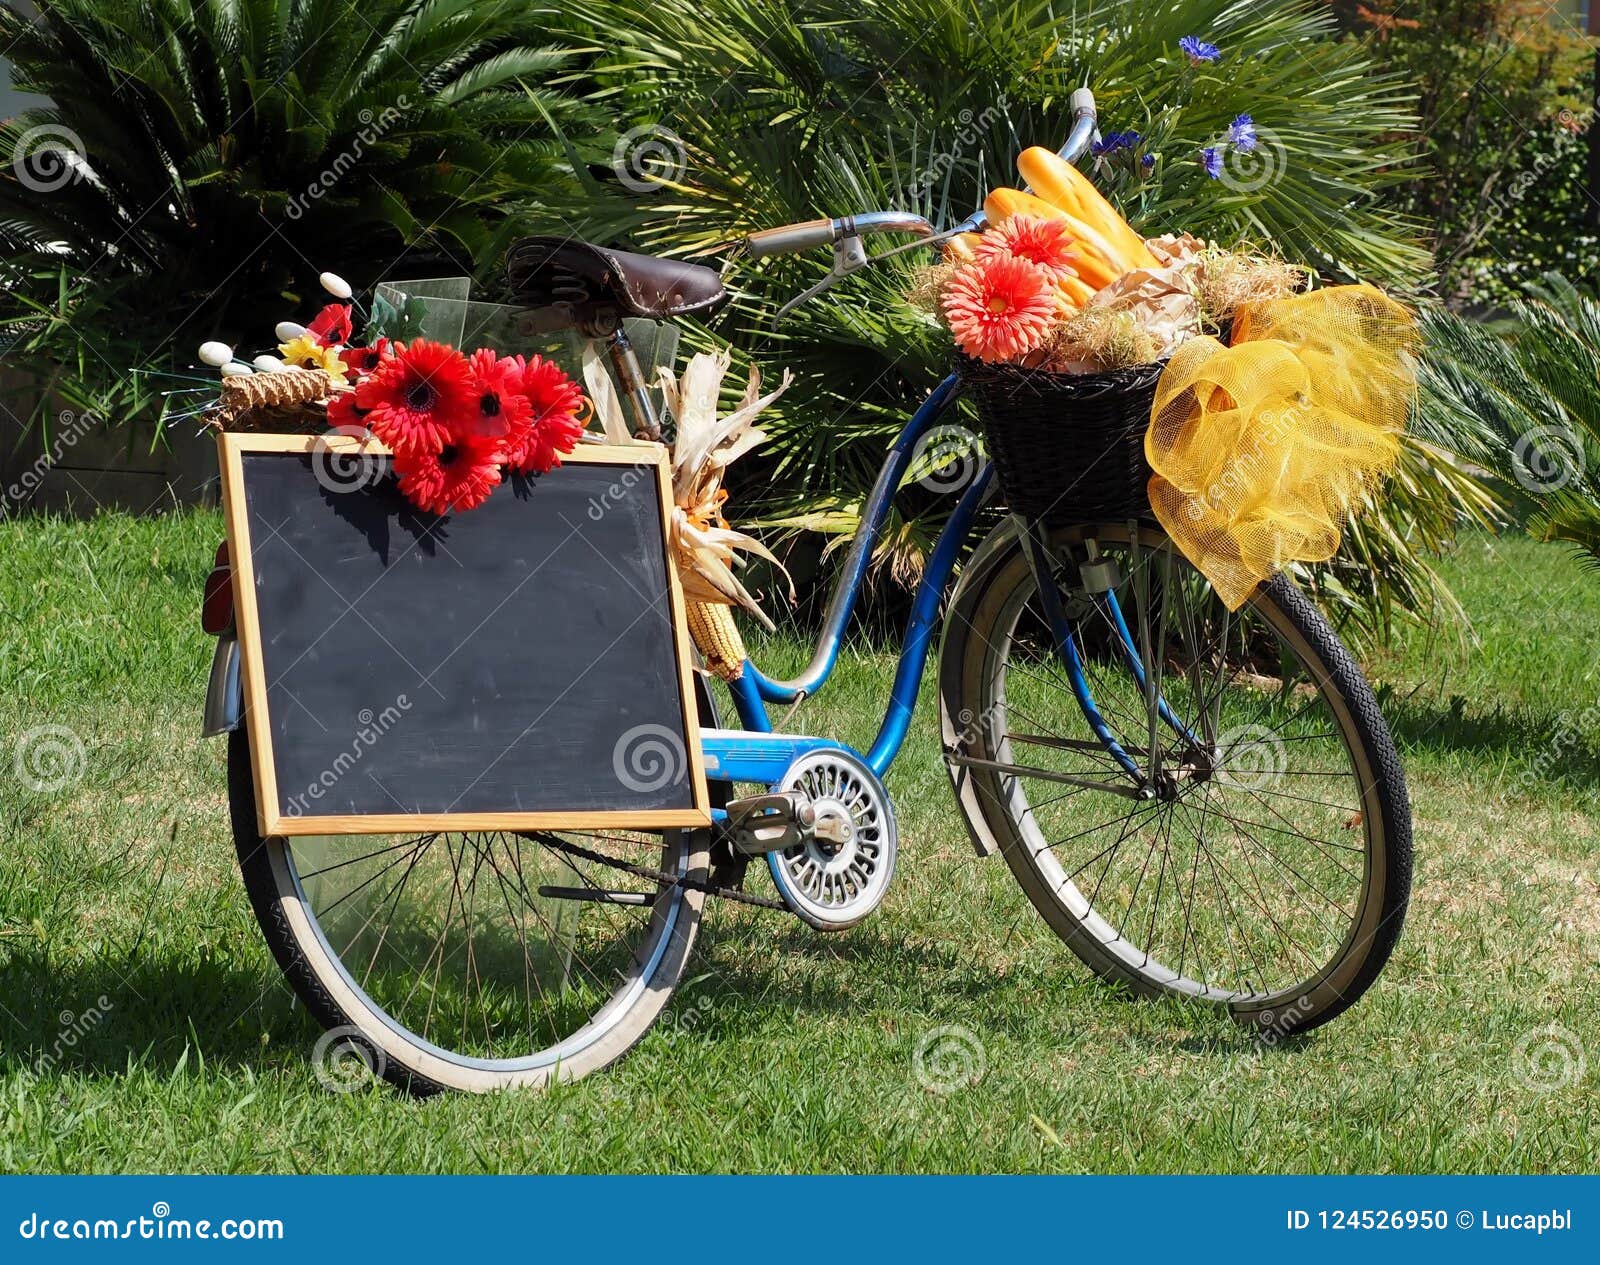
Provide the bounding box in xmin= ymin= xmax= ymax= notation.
xmin=205 ymin=90 xmax=1411 ymax=1094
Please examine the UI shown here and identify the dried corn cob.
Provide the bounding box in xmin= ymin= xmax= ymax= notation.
xmin=687 ymin=600 xmax=747 ymax=681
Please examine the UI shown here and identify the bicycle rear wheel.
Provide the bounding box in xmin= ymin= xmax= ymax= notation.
xmin=942 ymin=522 xmax=1411 ymax=1034
xmin=229 ymin=728 xmax=707 ymax=1094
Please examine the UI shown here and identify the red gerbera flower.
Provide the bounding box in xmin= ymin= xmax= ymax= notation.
xmin=465 ymin=348 xmax=533 ymax=441
xmin=324 ymin=390 xmax=369 ymax=430
xmin=976 ymin=214 xmax=1079 ymax=284
xmin=341 ymin=337 xmax=393 ymax=381
xmin=505 ymin=354 xmax=585 ymax=476
xmin=942 ymin=255 xmax=1056 ymax=364
xmin=393 ymin=432 xmax=503 ymax=515
xmin=307 ymin=302 xmax=354 ymax=346
xmin=357 ymin=339 xmax=476 ymax=456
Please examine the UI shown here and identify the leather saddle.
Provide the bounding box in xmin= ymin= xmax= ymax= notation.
xmin=505 ymin=235 xmax=728 ymax=329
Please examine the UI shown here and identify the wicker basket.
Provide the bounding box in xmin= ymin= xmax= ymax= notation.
xmin=960 ymin=355 xmax=1164 ymax=527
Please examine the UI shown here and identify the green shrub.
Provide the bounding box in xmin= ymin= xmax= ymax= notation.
xmin=0 ymin=0 xmax=599 ymax=431
xmin=1333 ymin=1 xmax=1593 ymax=303
xmin=1420 ymin=274 xmax=1600 ymax=568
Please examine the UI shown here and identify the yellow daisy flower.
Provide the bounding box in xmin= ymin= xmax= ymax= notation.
xmin=278 ymin=335 xmax=348 ymax=384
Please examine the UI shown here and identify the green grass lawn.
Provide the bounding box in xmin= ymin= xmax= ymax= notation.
xmin=1 ymin=510 xmax=1596 ymax=1173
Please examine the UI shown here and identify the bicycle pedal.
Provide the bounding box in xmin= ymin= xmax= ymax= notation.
xmin=725 ymin=792 xmax=813 ymax=856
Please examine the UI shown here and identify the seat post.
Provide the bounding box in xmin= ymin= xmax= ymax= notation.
xmin=604 ymin=325 xmax=662 ymax=441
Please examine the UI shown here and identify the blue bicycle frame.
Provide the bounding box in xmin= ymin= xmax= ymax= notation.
xmin=700 ymin=85 xmax=1188 ymax=807
xmin=698 ymin=371 xmax=1182 ymax=799
xmin=701 ymin=374 xmax=979 ymax=787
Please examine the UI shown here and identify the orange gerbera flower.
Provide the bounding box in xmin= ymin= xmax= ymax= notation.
xmin=942 ymin=255 xmax=1056 ymax=364
xmin=976 ymin=213 xmax=1079 ymax=283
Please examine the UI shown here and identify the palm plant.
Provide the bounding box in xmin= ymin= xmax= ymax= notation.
xmin=0 ymin=0 xmax=599 ymax=429
xmin=555 ymin=0 xmax=1485 ymax=641
xmin=1419 ymin=274 xmax=1600 ymax=570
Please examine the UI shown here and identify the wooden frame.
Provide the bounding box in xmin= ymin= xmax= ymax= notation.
xmin=217 ymin=431 xmax=711 ymax=836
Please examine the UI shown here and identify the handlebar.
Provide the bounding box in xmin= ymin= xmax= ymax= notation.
xmin=948 ymin=87 xmax=1099 ymax=236
xmin=746 ymin=211 xmax=937 ymax=260
xmin=1060 ymin=87 xmax=1101 ymax=165
xmin=744 ymin=88 xmax=1100 ymax=258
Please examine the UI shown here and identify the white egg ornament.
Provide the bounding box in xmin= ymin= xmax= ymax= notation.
xmin=319 ymin=272 xmax=353 ymax=300
xmin=253 ymin=354 xmax=288 ymax=372
xmin=220 ymin=363 xmax=255 ymax=378
xmin=275 ymin=321 xmax=307 ymax=343
xmin=198 ymin=341 xmax=235 ymax=367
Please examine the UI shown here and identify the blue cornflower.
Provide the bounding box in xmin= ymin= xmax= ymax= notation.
xmin=1180 ymin=36 xmax=1221 ymax=64
xmin=1141 ymin=153 xmax=1157 ymax=171
xmin=1200 ymin=147 xmax=1223 ymax=179
xmin=1226 ymin=113 xmax=1258 ymax=153
xmin=1091 ymin=130 xmax=1144 ymax=157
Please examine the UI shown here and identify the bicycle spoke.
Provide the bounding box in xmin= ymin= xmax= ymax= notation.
xmin=975 ymin=528 xmax=1378 ymax=1004
xmin=284 ymin=824 xmax=685 ymax=1066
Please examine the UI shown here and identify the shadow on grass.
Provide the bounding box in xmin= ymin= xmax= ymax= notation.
xmin=1380 ymin=685 xmax=1600 ymax=795
xmin=0 ymin=947 xmax=316 ymax=1078
xmin=0 ymin=908 xmax=1320 ymax=1081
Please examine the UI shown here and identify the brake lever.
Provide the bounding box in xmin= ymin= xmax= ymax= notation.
xmin=774 ymin=234 xmax=869 ymax=322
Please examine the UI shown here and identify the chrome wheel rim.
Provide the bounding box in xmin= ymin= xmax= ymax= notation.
xmin=976 ymin=529 xmax=1377 ymax=1006
xmin=280 ymin=829 xmax=690 ymax=1071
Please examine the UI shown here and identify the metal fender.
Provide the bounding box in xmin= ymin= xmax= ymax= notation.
xmin=936 ymin=517 xmax=1024 ymax=858
xmin=202 ymin=633 xmax=244 ymax=737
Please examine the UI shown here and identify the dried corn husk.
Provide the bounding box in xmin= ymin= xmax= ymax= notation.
xmin=656 ymin=350 xmax=792 ymax=631
xmin=581 ymin=341 xmax=633 ymax=443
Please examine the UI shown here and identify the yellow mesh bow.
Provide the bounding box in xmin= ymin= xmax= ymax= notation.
xmin=1145 ymin=284 xmax=1419 ymax=609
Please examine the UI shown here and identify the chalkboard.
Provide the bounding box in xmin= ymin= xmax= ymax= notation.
xmin=218 ymin=433 xmax=709 ymax=836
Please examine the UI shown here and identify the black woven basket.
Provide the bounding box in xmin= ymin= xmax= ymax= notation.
xmin=960 ymin=355 xmax=1163 ymax=527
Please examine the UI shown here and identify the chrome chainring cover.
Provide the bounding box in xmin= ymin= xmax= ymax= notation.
xmin=768 ymin=747 xmax=897 ymax=931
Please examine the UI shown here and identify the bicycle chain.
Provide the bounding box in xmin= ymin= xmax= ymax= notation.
xmin=532 ymin=832 xmax=788 ymax=911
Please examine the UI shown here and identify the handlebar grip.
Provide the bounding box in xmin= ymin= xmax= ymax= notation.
xmin=745 ymin=219 xmax=836 ymax=259
xmin=1057 ymin=88 xmax=1100 ymax=164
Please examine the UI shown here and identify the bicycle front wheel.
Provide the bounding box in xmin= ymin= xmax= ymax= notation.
xmin=229 ymin=729 xmax=707 ymax=1095
xmin=943 ymin=522 xmax=1411 ymax=1035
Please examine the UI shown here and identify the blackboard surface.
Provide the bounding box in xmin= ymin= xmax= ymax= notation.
xmin=223 ymin=437 xmax=706 ymax=834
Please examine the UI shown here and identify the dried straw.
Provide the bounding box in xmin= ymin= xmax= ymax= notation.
xmin=1195 ymin=246 xmax=1304 ymax=327
xmin=1041 ymin=303 xmax=1162 ymax=373
xmin=906 ymin=262 xmax=957 ymax=317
